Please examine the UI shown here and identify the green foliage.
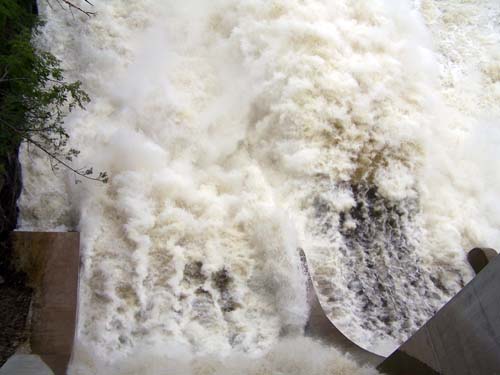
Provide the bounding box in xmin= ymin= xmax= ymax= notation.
xmin=0 ymin=0 xmax=34 ymax=35
xmin=0 ymin=0 xmax=107 ymax=183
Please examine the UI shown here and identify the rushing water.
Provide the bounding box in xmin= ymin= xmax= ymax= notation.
xmin=19 ymin=0 xmax=500 ymax=373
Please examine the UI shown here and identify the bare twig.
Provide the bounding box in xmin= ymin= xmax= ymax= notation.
xmin=62 ymin=0 xmax=96 ymax=16
xmin=0 ymin=68 xmax=8 ymax=82
xmin=45 ymin=0 xmax=56 ymax=11
xmin=53 ymin=0 xmax=96 ymax=17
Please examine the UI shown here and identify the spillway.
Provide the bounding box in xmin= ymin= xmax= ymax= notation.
xmin=18 ymin=0 xmax=500 ymax=373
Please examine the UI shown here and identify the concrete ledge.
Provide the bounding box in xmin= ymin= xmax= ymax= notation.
xmin=11 ymin=232 xmax=80 ymax=375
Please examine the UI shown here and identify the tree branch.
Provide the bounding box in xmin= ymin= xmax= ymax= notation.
xmin=0 ymin=68 xmax=8 ymax=82
xmin=0 ymin=119 xmax=107 ymax=183
xmin=26 ymin=137 xmax=106 ymax=182
xmin=53 ymin=0 xmax=96 ymax=17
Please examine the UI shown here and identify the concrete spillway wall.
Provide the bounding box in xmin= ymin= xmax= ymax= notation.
xmin=378 ymin=252 xmax=500 ymax=375
xmin=10 ymin=232 xmax=80 ymax=375
xmin=303 ymin=247 xmax=500 ymax=374
xmin=301 ymin=249 xmax=384 ymax=367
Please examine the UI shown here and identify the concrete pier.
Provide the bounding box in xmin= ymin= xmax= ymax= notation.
xmin=8 ymin=232 xmax=80 ymax=375
xmin=378 ymin=252 xmax=500 ymax=375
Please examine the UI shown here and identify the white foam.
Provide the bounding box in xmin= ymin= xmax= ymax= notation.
xmin=18 ymin=0 xmax=500 ymax=369
xmin=69 ymin=336 xmax=378 ymax=375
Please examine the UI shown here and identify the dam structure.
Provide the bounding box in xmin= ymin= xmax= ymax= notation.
xmin=1 ymin=235 xmax=498 ymax=375
xmin=7 ymin=0 xmax=500 ymax=374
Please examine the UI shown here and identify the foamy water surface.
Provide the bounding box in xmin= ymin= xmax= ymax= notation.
xmin=18 ymin=0 xmax=500 ymax=373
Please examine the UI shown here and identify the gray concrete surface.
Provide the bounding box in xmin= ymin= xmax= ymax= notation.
xmin=301 ymin=249 xmax=384 ymax=367
xmin=0 ymin=355 xmax=54 ymax=375
xmin=378 ymin=252 xmax=500 ymax=375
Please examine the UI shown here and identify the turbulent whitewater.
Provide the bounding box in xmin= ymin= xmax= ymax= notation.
xmin=19 ymin=0 xmax=500 ymax=373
